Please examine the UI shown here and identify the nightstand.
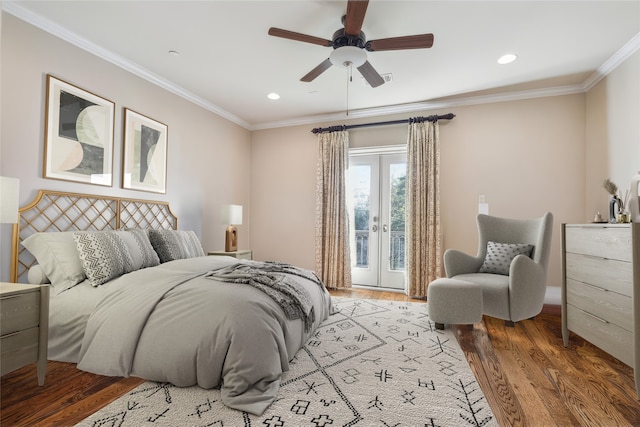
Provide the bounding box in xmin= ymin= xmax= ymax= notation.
xmin=0 ymin=283 xmax=49 ymax=385
xmin=208 ymin=249 xmax=253 ymax=260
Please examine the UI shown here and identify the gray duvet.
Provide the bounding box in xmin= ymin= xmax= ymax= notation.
xmin=75 ymin=256 xmax=331 ymax=415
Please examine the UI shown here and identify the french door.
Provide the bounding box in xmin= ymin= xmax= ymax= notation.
xmin=348 ymin=149 xmax=407 ymax=289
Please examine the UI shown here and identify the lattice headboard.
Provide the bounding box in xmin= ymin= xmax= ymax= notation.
xmin=10 ymin=190 xmax=178 ymax=283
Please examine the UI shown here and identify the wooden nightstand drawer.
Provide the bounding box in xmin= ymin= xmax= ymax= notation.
xmin=0 ymin=283 xmax=50 ymax=385
xmin=0 ymin=327 xmax=39 ymax=376
xmin=0 ymin=291 xmax=40 ymax=335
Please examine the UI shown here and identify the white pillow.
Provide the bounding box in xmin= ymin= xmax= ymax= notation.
xmin=28 ymin=264 xmax=50 ymax=285
xmin=22 ymin=232 xmax=86 ymax=292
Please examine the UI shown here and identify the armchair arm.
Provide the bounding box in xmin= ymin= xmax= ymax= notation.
xmin=508 ymin=255 xmax=547 ymax=321
xmin=443 ymin=249 xmax=483 ymax=277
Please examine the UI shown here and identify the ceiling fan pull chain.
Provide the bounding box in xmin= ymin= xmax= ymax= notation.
xmin=346 ymin=65 xmax=351 ymax=116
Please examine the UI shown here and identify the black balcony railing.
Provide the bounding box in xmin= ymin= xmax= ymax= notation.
xmin=354 ymin=230 xmax=405 ymax=270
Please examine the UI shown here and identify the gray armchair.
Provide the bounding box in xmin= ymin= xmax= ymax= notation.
xmin=443 ymin=212 xmax=553 ymax=326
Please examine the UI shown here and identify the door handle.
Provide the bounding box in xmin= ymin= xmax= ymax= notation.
xmin=372 ymin=224 xmax=378 ymax=232
xmin=382 ymin=224 xmax=388 ymax=232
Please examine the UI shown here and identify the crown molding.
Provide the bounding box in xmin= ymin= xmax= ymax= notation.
xmin=2 ymin=1 xmax=251 ymax=130
xmin=5 ymin=2 xmax=638 ymax=132
xmin=582 ymin=31 xmax=640 ymax=91
xmin=250 ymin=84 xmax=586 ymax=130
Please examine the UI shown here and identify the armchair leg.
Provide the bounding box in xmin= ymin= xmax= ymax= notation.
xmin=435 ymin=322 xmax=445 ymax=330
xmin=504 ymin=320 xmax=515 ymax=327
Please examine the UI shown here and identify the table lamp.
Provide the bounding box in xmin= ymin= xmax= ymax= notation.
xmin=0 ymin=177 xmax=19 ymax=224
xmin=224 ymin=205 xmax=242 ymax=252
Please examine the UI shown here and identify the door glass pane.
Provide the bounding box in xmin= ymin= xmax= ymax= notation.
xmin=388 ymin=162 xmax=406 ymax=271
xmin=349 ymin=164 xmax=371 ymax=268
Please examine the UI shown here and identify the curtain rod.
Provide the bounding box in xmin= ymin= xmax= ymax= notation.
xmin=311 ymin=113 xmax=455 ymax=134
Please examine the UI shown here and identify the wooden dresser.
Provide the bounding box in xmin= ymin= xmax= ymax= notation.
xmin=561 ymin=223 xmax=639 ymax=398
xmin=0 ymin=283 xmax=49 ymax=385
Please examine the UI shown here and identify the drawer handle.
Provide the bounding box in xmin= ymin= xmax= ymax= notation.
xmin=582 ymin=311 xmax=609 ymax=324
xmin=581 ymin=282 xmax=608 ymax=292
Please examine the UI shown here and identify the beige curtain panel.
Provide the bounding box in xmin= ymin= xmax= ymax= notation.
xmin=406 ymin=120 xmax=442 ymax=297
xmin=314 ymin=130 xmax=352 ymax=289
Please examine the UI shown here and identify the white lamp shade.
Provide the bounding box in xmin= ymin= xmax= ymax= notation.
xmin=223 ymin=204 xmax=243 ymax=225
xmin=0 ymin=176 xmax=19 ymax=224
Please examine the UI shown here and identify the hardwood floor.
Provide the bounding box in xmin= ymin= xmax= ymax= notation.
xmin=2 ymin=287 xmax=639 ymax=426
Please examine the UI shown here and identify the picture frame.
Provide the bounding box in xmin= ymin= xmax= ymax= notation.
xmin=122 ymin=108 xmax=168 ymax=194
xmin=43 ymin=75 xmax=115 ymax=186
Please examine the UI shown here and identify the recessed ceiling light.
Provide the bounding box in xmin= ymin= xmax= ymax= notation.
xmin=168 ymin=50 xmax=180 ymax=57
xmin=267 ymin=92 xmax=280 ymax=100
xmin=497 ymin=54 xmax=517 ymax=64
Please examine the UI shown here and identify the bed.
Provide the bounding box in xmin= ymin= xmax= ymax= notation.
xmin=10 ymin=190 xmax=332 ymax=415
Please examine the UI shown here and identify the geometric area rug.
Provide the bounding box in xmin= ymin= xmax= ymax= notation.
xmin=75 ymin=297 xmax=496 ymax=427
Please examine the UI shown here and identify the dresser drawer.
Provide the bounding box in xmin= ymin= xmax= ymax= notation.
xmin=566 ymin=279 xmax=633 ymax=331
xmin=565 ymin=253 xmax=632 ymax=296
xmin=0 ymin=327 xmax=39 ymax=376
xmin=565 ymin=226 xmax=631 ymax=262
xmin=0 ymin=291 xmax=40 ymax=335
xmin=566 ymin=304 xmax=633 ymax=367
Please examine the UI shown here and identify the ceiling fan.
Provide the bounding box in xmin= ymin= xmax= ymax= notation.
xmin=268 ymin=0 xmax=434 ymax=88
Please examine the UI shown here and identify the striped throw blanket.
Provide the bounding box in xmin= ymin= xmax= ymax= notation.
xmin=205 ymin=261 xmax=323 ymax=332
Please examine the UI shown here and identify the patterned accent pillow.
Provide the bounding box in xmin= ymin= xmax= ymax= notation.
xmin=479 ymin=241 xmax=534 ymax=275
xmin=120 ymin=229 xmax=160 ymax=269
xmin=148 ymin=230 xmax=205 ymax=263
xmin=73 ymin=231 xmax=135 ymax=286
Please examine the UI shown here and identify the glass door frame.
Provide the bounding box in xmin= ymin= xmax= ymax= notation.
xmin=348 ymin=145 xmax=407 ymax=290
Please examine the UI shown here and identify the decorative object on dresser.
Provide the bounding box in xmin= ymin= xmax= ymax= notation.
xmin=0 ymin=176 xmax=19 ymax=223
xmin=208 ymin=249 xmax=252 ymax=260
xmin=43 ymin=75 xmax=115 ymax=187
xmin=0 ymin=283 xmax=49 ymax=385
xmin=561 ymin=223 xmax=639 ymax=399
xmin=122 ymin=109 xmax=168 ymax=194
xmin=602 ymin=178 xmax=630 ymax=223
xmin=222 ymin=204 xmax=243 ymax=252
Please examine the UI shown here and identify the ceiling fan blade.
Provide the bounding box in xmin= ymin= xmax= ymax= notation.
xmin=268 ymin=27 xmax=332 ymax=47
xmin=344 ymin=0 xmax=369 ymax=36
xmin=357 ymin=60 xmax=385 ymax=88
xmin=367 ymin=34 xmax=434 ymax=51
xmin=301 ymin=58 xmax=333 ymax=82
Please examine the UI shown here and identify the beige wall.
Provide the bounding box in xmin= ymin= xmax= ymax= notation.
xmin=252 ymin=95 xmax=588 ymax=289
xmin=0 ymin=13 xmax=251 ymax=281
xmin=2 ymin=11 xmax=638 ymax=291
xmin=585 ymin=49 xmax=640 ymax=219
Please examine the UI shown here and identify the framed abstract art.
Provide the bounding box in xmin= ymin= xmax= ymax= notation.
xmin=122 ymin=108 xmax=168 ymax=194
xmin=43 ymin=75 xmax=115 ymax=186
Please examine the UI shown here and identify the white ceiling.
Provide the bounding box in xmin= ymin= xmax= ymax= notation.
xmin=4 ymin=1 xmax=640 ymax=130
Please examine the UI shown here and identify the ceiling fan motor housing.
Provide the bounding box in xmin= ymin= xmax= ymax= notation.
xmin=332 ymin=28 xmax=366 ymax=50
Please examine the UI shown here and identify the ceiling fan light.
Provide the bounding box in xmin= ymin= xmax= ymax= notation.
xmin=330 ymin=46 xmax=367 ymax=68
